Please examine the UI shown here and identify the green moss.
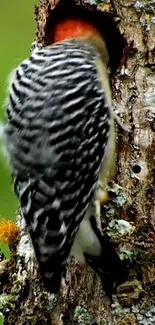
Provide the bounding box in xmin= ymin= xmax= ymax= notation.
xmin=107 ymin=219 xmax=135 ymax=237
xmin=119 ymin=249 xmax=139 ymax=262
xmin=0 ymin=269 xmax=28 ymax=313
xmin=46 ymin=293 xmax=57 ymax=311
xmin=74 ymin=306 xmax=94 ymax=324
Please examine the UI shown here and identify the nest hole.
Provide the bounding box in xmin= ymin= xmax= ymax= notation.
xmin=44 ymin=1 xmax=125 ymax=73
xmin=132 ymin=164 xmax=141 ymax=174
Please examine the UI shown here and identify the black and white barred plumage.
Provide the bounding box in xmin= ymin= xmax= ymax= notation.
xmin=4 ymin=39 xmax=125 ymax=298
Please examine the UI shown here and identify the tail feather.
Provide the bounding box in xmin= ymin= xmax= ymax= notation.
xmin=84 ymin=216 xmax=127 ymax=300
xmin=42 ymin=269 xmax=62 ymax=293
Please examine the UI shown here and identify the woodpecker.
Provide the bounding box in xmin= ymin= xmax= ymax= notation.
xmin=3 ymin=18 xmax=126 ymax=299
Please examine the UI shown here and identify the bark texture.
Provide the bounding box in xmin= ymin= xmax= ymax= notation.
xmin=0 ymin=1 xmax=155 ymax=324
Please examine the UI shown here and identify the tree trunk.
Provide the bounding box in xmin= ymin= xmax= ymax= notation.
xmin=0 ymin=1 xmax=155 ymax=324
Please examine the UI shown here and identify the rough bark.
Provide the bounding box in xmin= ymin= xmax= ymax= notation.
xmin=0 ymin=1 xmax=155 ymax=324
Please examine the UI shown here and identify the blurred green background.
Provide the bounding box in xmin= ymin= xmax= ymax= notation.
xmin=0 ymin=2 xmax=37 ymax=324
xmin=0 ymin=1 xmax=36 ymax=218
